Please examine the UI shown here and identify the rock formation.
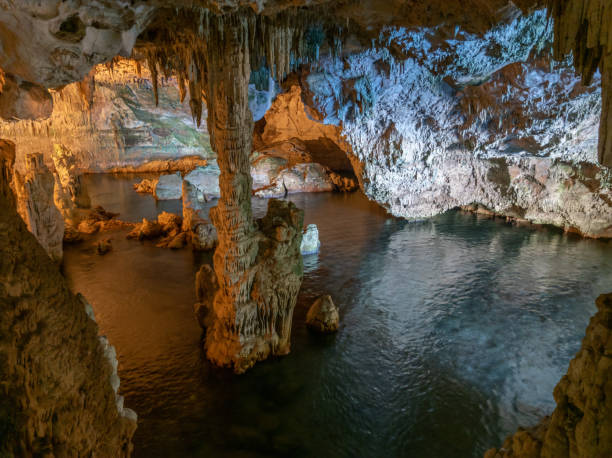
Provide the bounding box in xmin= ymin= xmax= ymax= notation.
xmin=51 ymin=144 xmax=90 ymax=227
xmin=300 ymin=224 xmax=321 ymax=255
xmin=306 ymin=295 xmax=339 ymax=333
xmin=196 ymin=16 xmax=305 ymax=373
xmin=154 ymin=172 xmax=183 ymax=200
xmin=11 ymin=153 xmax=64 ymax=261
xmin=0 ymin=140 xmax=136 ymax=456
xmin=485 ymin=293 xmax=612 ymax=458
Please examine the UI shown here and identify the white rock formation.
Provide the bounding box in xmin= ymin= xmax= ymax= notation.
xmin=300 ymin=224 xmax=321 ymax=255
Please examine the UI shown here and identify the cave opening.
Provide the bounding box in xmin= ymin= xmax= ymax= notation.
xmin=1 ymin=1 xmax=611 ymax=457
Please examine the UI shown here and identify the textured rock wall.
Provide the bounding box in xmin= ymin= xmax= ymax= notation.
xmin=0 ymin=140 xmax=136 ymax=457
xmin=485 ymin=293 xmax=612 ymax=458
xmin=297 ymin=9 xmax=612 ymax=237
xmin=11 ymin=153 xmax=64 ymax=261
xmin=0 ymin=59 xmax=214 ymax=172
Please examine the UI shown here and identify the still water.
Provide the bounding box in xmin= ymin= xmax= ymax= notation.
xmin=63 ymin=174 xmax=612 ymax=458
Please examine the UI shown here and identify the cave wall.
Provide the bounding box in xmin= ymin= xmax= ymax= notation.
xmin=0 ymin=59 xmax=214 ymax=173
xmin=294 ymin=9 xmax=611 ymax=237
xmin=0 ymin=140 xmax=136 ymax=456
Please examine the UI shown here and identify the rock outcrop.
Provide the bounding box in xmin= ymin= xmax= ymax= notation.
xmin=300 ymin=224 xmax=321 ymax=255
xmin=11 ymin=153 xmax=64 ymax=261
xmin=485 ymin=293 xmax=612 ymax=458
xmin=306 ymin=295 xmax=340 ymax=333
xmin=0 ymin=139 xmax=136 ymax=457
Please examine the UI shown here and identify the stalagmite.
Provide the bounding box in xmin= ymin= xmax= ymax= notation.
xmin=201 ymin=15 xmax=304 ymax=373
xmin=12 ymin=152 xmax=64 ymax=261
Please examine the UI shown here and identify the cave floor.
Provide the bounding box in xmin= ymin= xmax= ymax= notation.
xmin=62 ymin=174 xmax=612 ymax=458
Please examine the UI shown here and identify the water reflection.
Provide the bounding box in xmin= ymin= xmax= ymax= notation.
xmin=64 ymin=175 xmax=612 ymax=457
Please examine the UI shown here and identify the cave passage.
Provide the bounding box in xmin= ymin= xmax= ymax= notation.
xmin=1 ymin=1 xmax=612 ymax=457
xmin=61 ymin=173 xmax=612 ymax=458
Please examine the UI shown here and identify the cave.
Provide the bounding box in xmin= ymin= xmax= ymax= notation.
xmin=0 ymin=1 xmax=611 ymax=457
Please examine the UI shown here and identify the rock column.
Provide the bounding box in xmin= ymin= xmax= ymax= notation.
xmin=12 ymin=152 xmax=64 ymax=261
xmin=202 ymin=17 xmax=304 ymax=373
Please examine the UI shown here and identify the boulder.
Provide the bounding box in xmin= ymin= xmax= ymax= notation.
xmin=154 ymin=172 xmax=182 ymax=200
xmin=157 ymin=211 xmax=182 ymax=235
xmin=133 ymin=178 xmax=157 ymax=194
xmin=306 ymin=295 xmax=339 ymax=333
xmin=127 ymin=218 xmax=163 ymax=240
xmin=300 ymin=224 xmax=320 ymax=255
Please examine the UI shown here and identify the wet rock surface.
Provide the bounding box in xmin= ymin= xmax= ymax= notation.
xmin=306 ymin=295 xmax=339 ymax=333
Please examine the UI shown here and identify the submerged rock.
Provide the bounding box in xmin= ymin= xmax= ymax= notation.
xmin=96 ymin=238 xmax=112 ymax=255
xmin=306 ymin=295 xmax=339 ymax=333
xmin=154 ymin=172 xmax=182 ymax=200
xmin=300 ymin=224 xmax=320 ymax=255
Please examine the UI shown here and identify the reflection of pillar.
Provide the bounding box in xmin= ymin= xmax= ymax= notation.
xmin=201 ymin=18 xmax=304 ymax=373
xmin=0 ymin=140 xmax=136 ymax=456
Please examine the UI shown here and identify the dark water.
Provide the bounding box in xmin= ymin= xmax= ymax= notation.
xmin=63 ymin=174 xmax=612 ymax=458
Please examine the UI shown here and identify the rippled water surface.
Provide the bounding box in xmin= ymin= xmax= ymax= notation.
xmin=63 ymin=174 xmax=612 ymax=457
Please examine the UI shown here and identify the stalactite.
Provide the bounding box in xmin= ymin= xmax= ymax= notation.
xmin=547 ymin=0 xmax=612 ymax=166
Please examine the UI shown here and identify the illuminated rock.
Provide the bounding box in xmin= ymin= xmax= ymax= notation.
xmin=300 ymin=224 xmax=320 ymax=255
xmin=306 ymin=295 xmax=339 ymax=333
xmin=0 ymin=139 xmax=136 ymax=457
xmin=12 ymin=152 xmax=64 ymax=261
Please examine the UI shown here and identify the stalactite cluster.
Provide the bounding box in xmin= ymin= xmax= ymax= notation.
xmin=547 ymin=0 xmax=612 ymax=166
xmin=137 ymin=6 xmax=348 ymax=128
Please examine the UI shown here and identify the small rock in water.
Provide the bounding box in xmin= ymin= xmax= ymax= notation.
xmin=300 ymin=224 xmax=320 ymax=255
xmin=133 ymin=178 xmax=157 ymax=194
xmin=306 ymin=295 xmax=339 ymax=333
xmin=96 ymin=238 xmax=112 ymax=255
